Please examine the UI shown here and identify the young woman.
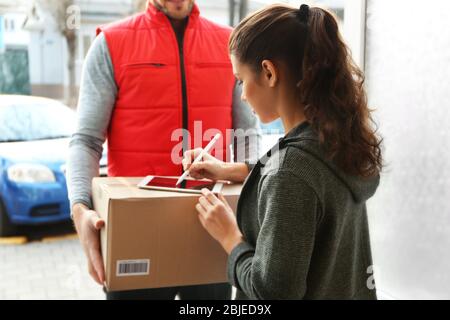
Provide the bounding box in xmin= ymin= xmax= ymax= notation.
xmin=183 ymin=4 xmax=382 ymax=299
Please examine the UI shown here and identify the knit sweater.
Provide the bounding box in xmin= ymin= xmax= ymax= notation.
xmin=227 ymin=121 xmax=379 ymax=300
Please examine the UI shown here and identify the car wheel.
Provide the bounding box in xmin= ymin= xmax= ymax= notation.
xmin=0 ymin=200 xmax=16 ymax=237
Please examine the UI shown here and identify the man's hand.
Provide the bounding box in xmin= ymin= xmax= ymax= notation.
xmin=72 ymin=203 xmax=105 ymax=285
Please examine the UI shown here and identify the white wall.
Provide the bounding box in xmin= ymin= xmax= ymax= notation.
xmin=28 ymin=30 xmax=65 ymax=85
xmin=365 ymin=0 xmax=450 ymax=299
xmin=2 ymin=13 xmax=29 ymax=47
xmin=26 ymin=0 xmax=135 ymax=89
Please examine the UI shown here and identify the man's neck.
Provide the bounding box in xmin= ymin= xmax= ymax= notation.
xmin=169 ymin=17 xmax=189 ymax=35
xmin=150 ymin=1 xmax=189 ymax=35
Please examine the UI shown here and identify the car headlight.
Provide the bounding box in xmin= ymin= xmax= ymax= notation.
xmin=7 ymin=164 xmax=56 ymax=183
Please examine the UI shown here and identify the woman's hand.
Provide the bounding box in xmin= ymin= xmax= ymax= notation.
xmin=196 ymin=188 xmax=244 ymax=254
xmin=182 ymin=148 xmax=250 ymax=183
xmin=182 ymin=148 xmax=227 ymax=181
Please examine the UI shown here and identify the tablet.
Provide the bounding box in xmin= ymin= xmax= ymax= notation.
xmin=137 ymin=176 xmax=224 ymax=194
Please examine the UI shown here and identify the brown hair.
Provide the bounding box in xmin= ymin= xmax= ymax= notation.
xmin=229 ymin=4 xmax=382 ymax=178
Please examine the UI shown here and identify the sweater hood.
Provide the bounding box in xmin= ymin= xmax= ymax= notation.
xmin=282 ymin=122 xmax=380 ymax=203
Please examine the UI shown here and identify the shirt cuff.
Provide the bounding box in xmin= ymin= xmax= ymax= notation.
xmin=227 ymin=241 xmax=255 ymax=290
xmin=69 ymin=198 xmax=93 ymax=219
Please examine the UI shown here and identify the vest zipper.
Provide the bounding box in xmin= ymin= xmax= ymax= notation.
xmin=178 ymin=37 xmax=189 ymax=157
xmin=170 ymin=19 xmax=189 ymax=177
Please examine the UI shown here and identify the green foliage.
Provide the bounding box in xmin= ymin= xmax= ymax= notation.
xmin=0 ymin=48 xmax=31 ymax=95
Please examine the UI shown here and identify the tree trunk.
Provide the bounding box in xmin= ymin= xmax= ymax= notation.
xmin=64 ymin=29 xmax=77 ymax=108
xmin=239 ymin=0 xmax=248 ymax=21
xmin=229 ymin=0 xmax=236 ymax=26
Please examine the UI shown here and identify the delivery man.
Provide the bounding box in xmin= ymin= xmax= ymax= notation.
xmin=67 ymin=0 xmax=261 ymax=300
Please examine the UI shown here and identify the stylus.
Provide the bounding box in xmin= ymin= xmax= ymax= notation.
xmin=175 ymin=133 xmax=222 ymax=186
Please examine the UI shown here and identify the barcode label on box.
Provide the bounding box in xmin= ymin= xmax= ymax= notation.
xmin=116 ymin=259 xmax=150 ymax=277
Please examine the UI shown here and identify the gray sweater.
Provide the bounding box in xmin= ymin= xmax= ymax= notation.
xmin=227 ymin=122 xmax=379 ymax=300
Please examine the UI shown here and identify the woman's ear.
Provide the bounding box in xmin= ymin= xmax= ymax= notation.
xmin=261 ymin=60 xmax=278 ymax=88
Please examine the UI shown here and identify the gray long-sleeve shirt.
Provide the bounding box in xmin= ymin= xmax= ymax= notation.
xmin=67 ymin=32 xmax=261 ymax=210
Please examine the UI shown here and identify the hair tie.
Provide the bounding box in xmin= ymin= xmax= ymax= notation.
xmin=297 ymin=4 xmax=310 ymax=24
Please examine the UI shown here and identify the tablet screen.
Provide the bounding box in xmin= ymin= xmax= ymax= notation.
xmin=145 ymin=177 xmax=216 ymax=191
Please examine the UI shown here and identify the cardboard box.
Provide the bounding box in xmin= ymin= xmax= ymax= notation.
xmin=92 ymin=177 xmax=242 ymax=292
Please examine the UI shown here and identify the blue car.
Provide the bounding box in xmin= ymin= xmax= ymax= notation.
xmin=0 ymin=95 xmax=106 ymax=236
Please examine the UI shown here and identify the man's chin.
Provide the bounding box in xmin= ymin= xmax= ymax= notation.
xmin=164 ymin=1 xmax=194 ymax=19
xmin=168 ymin=11 xmax=190 ymax=20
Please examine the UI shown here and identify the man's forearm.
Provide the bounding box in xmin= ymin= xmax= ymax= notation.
xmin=66 ymin=32 xmax=117 ymax=213
xmin=67 ymin=136 xmax=103 ymax=211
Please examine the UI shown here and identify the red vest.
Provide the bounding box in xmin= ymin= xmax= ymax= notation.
xmin=97 ymin=4 xmax=235 ymax=177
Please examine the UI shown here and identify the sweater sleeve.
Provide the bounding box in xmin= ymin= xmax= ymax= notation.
xmin=227 ymin=170 xmax=319 ymax=299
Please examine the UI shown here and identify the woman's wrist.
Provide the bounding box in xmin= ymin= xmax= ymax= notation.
xmin=222 ymin=163 xmax=250 ymax=183
xmin=222 ymin=232 xmax=244 ymax=255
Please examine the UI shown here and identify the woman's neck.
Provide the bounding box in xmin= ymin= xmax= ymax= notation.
xmin=281 ymin=114 xmax=307 ymax=135
xmin=278 ymin=94 xmax=307 ymax=134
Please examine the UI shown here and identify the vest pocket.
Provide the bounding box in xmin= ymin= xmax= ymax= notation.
xmin=118 ymin=62 xmax=178 ymax=108
xmin=122 ymin=62 xmax=168 ymax=69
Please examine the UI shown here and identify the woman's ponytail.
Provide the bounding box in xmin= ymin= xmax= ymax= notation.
xmin=299 ymin=7 xmax=382 ymax=177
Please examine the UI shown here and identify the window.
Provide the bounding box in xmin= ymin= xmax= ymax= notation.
xmin=364 ymin=0 xmax=450 ymax=300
